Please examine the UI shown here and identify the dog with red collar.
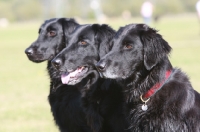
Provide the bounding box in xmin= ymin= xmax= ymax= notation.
xmin=96 ymin=24 xmax=200 ymax=132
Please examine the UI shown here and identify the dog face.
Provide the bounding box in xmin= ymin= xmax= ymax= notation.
xmin=96 ymin=24 xmax=171 ymax=79
xmin=25 ymin=18 xmax=78 ymax=62
xmin=52 ymin=24 xmax=115 ymax=85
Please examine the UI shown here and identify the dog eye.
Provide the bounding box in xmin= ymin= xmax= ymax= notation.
xmin=80 ymin=40 xmax=87 ymax=45
xmin=124 ymin=44 xmax=132 ymax=49
xmin=48 ymin=31 xmax=56 ymax=37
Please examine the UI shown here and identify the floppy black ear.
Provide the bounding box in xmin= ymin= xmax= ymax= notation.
xmin=56 ymin=18 xmax=79 ymax=51
xmin=92 ymin=24 xmax=116 ymax=58
xmin=140 ymin=26 xmax=171 ymax=70
xmin=59 ymin=18 xmax=79 ymax=39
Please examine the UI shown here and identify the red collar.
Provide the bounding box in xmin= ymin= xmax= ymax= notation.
xmin=142 ymin=70 xmax=172 ymax=99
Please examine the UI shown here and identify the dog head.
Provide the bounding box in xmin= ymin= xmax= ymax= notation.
xmin=51 ymin=24 xmax=115 ymax=85
xmin=25 ymin=18 xmax=78 ymax=63
xmin=96 ymin=24 xmax=171 ymax=79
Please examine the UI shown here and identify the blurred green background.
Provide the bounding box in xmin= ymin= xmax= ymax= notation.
xmin=0 ymin=0 xmax=200 ymax=132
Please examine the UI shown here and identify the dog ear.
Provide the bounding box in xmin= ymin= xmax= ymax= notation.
xmin=92 ymin=24 xmax=116 ymax=58
xmin=52 ymin=18 xmax=78 ymax=53
xmin=140 ymin=25 xmax=171 ymax=70
xmin=59 ymin=18 xmax=79 ymax=38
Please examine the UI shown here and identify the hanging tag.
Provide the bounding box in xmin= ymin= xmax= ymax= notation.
xmin=141 ymin=104 xmax=148 ymax=111
xmin=140 ymin=95 xmax=150 ymax=111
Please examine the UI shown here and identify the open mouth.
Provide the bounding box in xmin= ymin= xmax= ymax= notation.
xmin=61 ymin=66 xmax=88 ymax=85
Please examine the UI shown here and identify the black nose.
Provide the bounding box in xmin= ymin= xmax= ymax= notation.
xmin=25 ymin=48 xmax=33 ymax=56
xmin=96 ymin=61 xmax=106 ymax=72
xmin=51 ymin=58 xmax=62 ymax=70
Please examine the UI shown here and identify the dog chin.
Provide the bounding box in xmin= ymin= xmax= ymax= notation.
xmin=28 ymin=53 xmax=55 ymax=62
xmin=66 ymin=78 xmax=83 ymax=85
xmin=26 ymin=54 xmax=48 ymax=63
xmin=28 ymin=57 xmax=46 ymax=63
xmin=101 ymin=71 xmax=119 ymax=79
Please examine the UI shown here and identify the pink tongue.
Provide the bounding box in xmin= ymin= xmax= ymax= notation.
xmin=61 ymin=73 xmax=70 ymax=84
xmin=61 ymin=67 xmax=83 ymax=84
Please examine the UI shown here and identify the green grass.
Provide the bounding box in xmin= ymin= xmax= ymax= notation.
xmin=0 ymin=14 xmax=200 ymax=131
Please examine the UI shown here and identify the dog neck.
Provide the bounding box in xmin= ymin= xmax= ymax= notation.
xmin=124 ymin=59 xmax=173 ymax=103
xmin=141 ymin=70 xmax=172 ymax=100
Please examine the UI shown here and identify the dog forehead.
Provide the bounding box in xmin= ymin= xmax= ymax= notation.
xmin=114 ymin=24 xmax=135 ymax=40
xmin=71 ymin=24 xmax=94 ymax=38
xmin=118 ymin=24 xmax=149 ymax=36
xmin=77 ymin=24 xmax=93 ymax=34
xmin=114 ymin=24 xmax=150 ymax=41
xmin=113 ymin=24 xmax=135 ymax=42
xmin=40 ymin=18 xmax=60 ymax=30
xmin=121 ymin=24 xmax=137 ymax=35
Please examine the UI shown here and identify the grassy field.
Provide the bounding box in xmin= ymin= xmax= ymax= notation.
xmin=0 ymin=14 xmax=200 ymax=132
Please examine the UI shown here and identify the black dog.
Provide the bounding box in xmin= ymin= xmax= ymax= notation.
xmin=52 ymin=24 xmax=130 ymax=132
xmin=25 ymin=18 xmax=92 ymax=132
xmin=96 ymin=24 xmax=200 ymax=131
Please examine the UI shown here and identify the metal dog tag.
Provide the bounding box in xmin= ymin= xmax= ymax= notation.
xmin=140 ymin=95 xmax=150 ymax=111
xmin=141 ymin=104 xmax=148 ymax=111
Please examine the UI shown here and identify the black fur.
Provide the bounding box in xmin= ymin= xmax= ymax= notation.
xmin=97 ymin=24 xmax=200 ymax=132
xmin=25 ymin=18 xmax=92 ymax=132
xmin=52 ymin=24 xmax=130 ymax=132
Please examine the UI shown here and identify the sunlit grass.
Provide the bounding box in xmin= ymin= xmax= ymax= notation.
xmin=0 ymin=14 xmax=200 ymax=131
xmin=153 ymin=14 xmax=200 ymax=90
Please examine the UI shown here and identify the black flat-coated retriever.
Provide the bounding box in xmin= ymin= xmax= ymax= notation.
xmin=25 ymin=18 xmax=92 ymax=132
xmin=52 ymin=24 xmax=130 ymax=132
xmin=96 ymin=24 xmax=200 ymax=131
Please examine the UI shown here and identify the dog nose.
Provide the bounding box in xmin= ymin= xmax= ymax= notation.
xmin=52 ymin=58 xmax=62 ymax=70
xmin=25 ymin=48 xmax=33 ymax=56
xmin=96 ymin=61 xmax=106 ymax=72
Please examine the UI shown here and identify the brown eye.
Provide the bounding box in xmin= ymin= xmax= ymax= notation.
xmin=124 ymin=44 xmax=132 ymax=49
xmin=48 ymin=31 xmax=56 ymax=37
xmin=80 ymin=40 xmax=87 ymax=45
